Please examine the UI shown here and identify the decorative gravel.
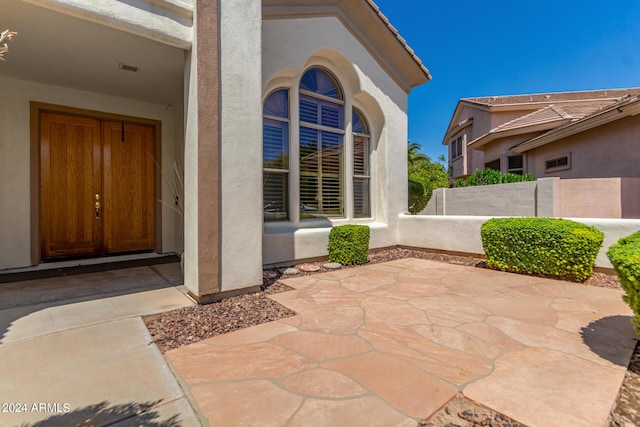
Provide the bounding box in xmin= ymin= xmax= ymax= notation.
xmin=143 ymin=247 xmax=635 ymax=427
xmin=144 ymin=281 xmax=295 ymax=352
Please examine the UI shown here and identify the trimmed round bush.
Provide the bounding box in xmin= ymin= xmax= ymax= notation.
xmin=481 ymin=218 xmax=604 ymax=281
xmin=328 ymin=225 xmax=370 ymax=266
xmin=607 ymin=231 xmax=640 ymax=336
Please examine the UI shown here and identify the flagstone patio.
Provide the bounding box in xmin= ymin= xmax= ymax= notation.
xmin=166 ymin=258 xmax=638 ymax=427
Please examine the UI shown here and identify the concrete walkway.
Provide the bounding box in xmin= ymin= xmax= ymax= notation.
xmin=167 ymin=258 xmax=638 ymax=427
xmin=0 ymin=263 xmax=201 ymax=426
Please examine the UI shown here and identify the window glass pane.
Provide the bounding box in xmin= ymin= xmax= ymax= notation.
xmin=300 ymin=175 xmax=318 ymax=218
xmin=546 ymin=156 xmax=569 ymax=170
xmin=321 ymin=131 xmax=342 ymax=176
xmin=320 ymin=102 xmax=343 ymax=129
xmin=354 ymin=177 xmax=370 ymax=218
xmin=263 ymin=90 xmax=288 ymax=118
xmin=263 ymin=119 xmax=289 ymax=169
xmin=300 ymin=95 xmax=319 ymax=124
xmin=263 ymin=172 xmax=288 ymax=221
xmin=508 ymin=155 xmax=523 ymax=170
xmin=353 ymin=110 xmax=369 ymax=134
xmin=300 ymin=126 xmax=319 ymax=174
xmin=451 ymin=136 xmax=463 ymax=158
xmin=354 ymin=135 xmax=369 ymax=176
xmin=299 ymin=127 xmax=343 ymax=218
xmin=300 ymin=68 xmax=342 ymax=100
xmin=322 ymin=176 xmax=342 ymax=214
xmin=485 ymin=159 xmax=500 ymax=171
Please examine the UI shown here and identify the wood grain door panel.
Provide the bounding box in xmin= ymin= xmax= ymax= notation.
xmin=40 ymin=113 xmax=102 ymax=258
xmin=40 ymin=113 xmax=155 ymax=259
xmin=103 ymin=121 xmax=155 ymax=253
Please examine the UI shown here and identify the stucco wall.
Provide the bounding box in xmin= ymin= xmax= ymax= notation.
xmin=558 ymin=178 xmax=640 ymax=219
xmin=261 ymin=16 xmax=409 ymax=264
xmin=398 ymin=214 xmax=640 ymax=269
xmin=0 ymin=75 xmax=182 ymax=270
xmin=217 ymin=0 xmax=263 ymax=291
xmin=423 ymin=181 xmax=540 ymax=216
xmin=422 ymin=177 xmax=637 ymax=219
xmin=527 ymin=114 xmax=640 ymax=179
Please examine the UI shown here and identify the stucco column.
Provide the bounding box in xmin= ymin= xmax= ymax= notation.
xmin=183 ymin=0 xmax=263 ymax=302
xmin=183 ymin=0 xmax=221 ymax=300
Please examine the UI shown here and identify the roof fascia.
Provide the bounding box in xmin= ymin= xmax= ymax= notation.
xmin=481 ymin=97 xmax=623 ymax=112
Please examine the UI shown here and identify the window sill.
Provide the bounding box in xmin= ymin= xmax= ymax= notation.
xmin=264 ymin=218 xmax=382 ymax=234
xmin=545 ymin=165 xmax=571 ymax=173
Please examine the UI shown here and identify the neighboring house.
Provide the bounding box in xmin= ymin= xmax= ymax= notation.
xmin=443 ymin=88 xmax=640 ymax=182
xmin=0 ymin=1 xmax=430 ymax=302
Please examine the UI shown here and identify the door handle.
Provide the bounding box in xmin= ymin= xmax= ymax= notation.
xmin=95 ymin=194 xmax=100 ymax=219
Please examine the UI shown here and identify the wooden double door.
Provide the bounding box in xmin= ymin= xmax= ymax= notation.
xmin=40 ymin=112 xmax=156 ymax=259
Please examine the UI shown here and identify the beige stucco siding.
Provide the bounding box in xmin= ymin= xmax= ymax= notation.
xmin=528 ymin=115 xmax=640 ymax=178
xmin=0 ymin=75 xmax=182 ymax=270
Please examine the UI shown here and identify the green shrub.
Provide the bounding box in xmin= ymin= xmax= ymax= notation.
xmin=455 ymin=168 xmax=535 ymax=187
xmin=328 ymin=225 xmax=370 ymax=265
xmin=481 ymin=218 xmax=604 ymax=281
xmin=607 ymin=231 xmax=640 ymax=336
xmin=408 ymin=177 xmax=433 ymax=214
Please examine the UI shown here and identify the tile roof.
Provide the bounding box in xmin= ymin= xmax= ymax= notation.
xmin=462 ymin=88 xmax=640 ymax=107
xmin=490 ymin=105 xmax=570 ymax=133
xmin=467 ymin=91 xmax=640 ymax=149
xmin=364 ymin=0 xmax=432 ymax=80
xmin=511 ymin=94 xmax=640 ymax=152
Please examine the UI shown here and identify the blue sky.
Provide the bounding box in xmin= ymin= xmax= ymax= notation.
xmin=374 ymin=0 xmax=640 ymax=160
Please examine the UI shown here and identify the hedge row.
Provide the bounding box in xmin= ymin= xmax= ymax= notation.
xmin=481 ymin=218 xmax=604 ymax=281
xmin=455 ymin=168 xmax=535 ymax=187
xmin=607 ymin=231 xmax=640 ymax=336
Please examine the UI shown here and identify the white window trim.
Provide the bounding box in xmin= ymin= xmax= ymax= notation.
xmin=263 ymin=65 xmax=376 ymax=227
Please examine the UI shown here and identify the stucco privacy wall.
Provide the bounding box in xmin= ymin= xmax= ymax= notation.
xmin=398 ymin=214 xmax=640 ymax=269
xmin=423 ymin=181 xmax=540 ymax=216
xmin=0 ymin=75 xmax=182 ymax=270
xmin=261 ymin=17 xmax=409 ymax=264
xmin=558 ymin=178 xmax=640 ymax=219
xmin=423 ymin=178 xmax=639 ymax=219
xmin=218 ymin=0 xmax=263 ymax=291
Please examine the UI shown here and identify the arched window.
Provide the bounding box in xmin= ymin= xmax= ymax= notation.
xmin=263 ymin=89 xmax=289 ymax=221
xmin=299 ymin=68 xmax=345 ymax=218
xmin=353 ymin=108 xmax=370 ymax=218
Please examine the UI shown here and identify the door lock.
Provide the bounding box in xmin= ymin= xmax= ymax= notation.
xmin=95 ymin=194 xmax=100 ymax=219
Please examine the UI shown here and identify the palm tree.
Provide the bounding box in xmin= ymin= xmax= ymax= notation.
xmin=408 ymin=141 xmax=428 ymax=166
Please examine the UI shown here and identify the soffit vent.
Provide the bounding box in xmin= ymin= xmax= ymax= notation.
xmin=118 ymin=63 xmax=140 ymax=73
